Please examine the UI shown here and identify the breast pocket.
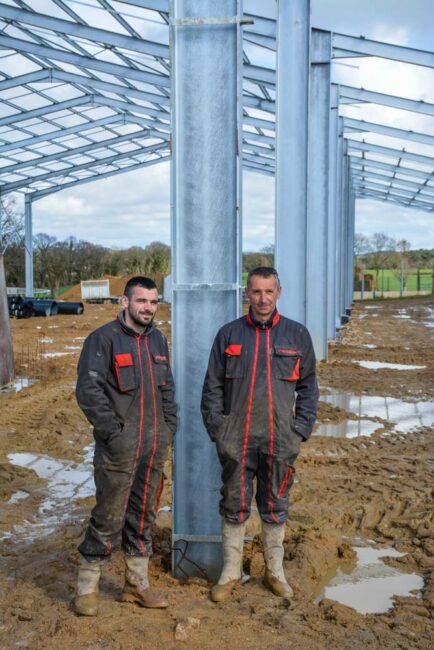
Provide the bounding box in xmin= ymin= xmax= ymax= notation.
xmin=273 ymin=346 xmax=301 ymax=382
xmin=224 ymin=344 xmax=244 ymax=379
xmin=114 ymin=353 xmax=136 ymax=392
xmin=152 ymin=353 xmax=169 ymax=386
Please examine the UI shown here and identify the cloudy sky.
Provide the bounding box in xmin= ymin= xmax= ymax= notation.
xmin=28 ymin=0 xmax=434 ymax=251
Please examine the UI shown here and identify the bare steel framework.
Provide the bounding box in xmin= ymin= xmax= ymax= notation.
xmin=0 ymin=0 xmax=433 ymax=577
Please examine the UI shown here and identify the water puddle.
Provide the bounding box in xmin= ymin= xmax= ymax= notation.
xmin=315 ymin=419 xmax=380 ymax=438
xmin=0 ymin=378 xmax=36 ymax=393
xmin=322 ymin=392 xmax=434 ymax=433
xmin=354 ymin=360 xmax=426 ymax=370
xmin=64 ymin=345 xmax=82 ymax=350
xmin=42 ymin=351 xmax=74 ymax=358
xmin=317 ymin=544 xmax=424 ymax=614
xmin=7 ymin=490 xmax=29 ymax=505
xmin=5 ymin=445 xmax=94 ymax=540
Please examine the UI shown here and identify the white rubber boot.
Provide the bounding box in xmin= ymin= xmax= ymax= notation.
xmin=121 ymin=556 xmax=168 ymax=608
xmin=262 ymin=522 xmax=293 ymax=597
xmin=74 ymin=557 xmax=102 ymax=616
xmin=211 ymin=520 xmax=246 ymax=603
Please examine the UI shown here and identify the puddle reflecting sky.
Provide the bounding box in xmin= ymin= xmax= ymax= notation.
xmin=354 ymin=360 xmax=426 ymax=370
xmin=321 ymin=392 xmax=434 ymax=434
xmin=0 ymin=378 xmax=36 ymax=394
xmin=318 ymin=545 xmax=424 ymax=614
xmin=315 ymin=419 xmax=380 ymax=438
xmin=5 ymin=445 xmax=94 ymax=541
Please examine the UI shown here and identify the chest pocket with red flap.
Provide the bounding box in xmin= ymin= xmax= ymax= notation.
xmin=225 ymin=344 xmax=244 ymax=379
xmin=114 ymin=353 xmax=136 ymax=392
xmin=152 ymin=353 xmax=169 ymax=386
xmin=273 ymin=346 xmax=301 ymax=382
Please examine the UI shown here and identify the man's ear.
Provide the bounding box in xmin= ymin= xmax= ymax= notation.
xmin=120 ymin=294 xmax=128 ymax=309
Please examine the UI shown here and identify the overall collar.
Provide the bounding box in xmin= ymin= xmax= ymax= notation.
xmin=246 ymin=307 xmax=280 ymax=330
xmin=117 ymin=310 xmax=155 ymax=337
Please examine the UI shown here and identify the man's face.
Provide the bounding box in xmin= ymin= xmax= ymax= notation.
xmin=121 ymin=286 xmax=159 ymax=332
xmin=246 ymin=274 xmax=282 ymax=322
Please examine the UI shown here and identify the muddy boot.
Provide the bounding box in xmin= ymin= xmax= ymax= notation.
xmin=121 ymin=556 xmax=168 ymax=609
xmin=262 ymin=522 xmax=293 ymax=598
xmin=211 ymin=520 xmax=246 ymax=603
xmin=74 ymin=557 xmax=102 ymax=616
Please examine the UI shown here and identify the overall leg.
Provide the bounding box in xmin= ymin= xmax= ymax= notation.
xmin=121 ymin=440 xmax=170 ymax=608
xmin=75 ymin=436 xmax=136 ymax=615
xmin=257 ymin=450 xmax=296 ymax=597
xmin=211 ymin=440 xmax=257 ymax=602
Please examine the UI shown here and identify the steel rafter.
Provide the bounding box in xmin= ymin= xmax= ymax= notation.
xmin=0 ymin=0 xmax=432 ymax=210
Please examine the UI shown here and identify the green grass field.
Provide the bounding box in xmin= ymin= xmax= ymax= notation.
xmin=363 ymin=268 xmax=433 ymax=292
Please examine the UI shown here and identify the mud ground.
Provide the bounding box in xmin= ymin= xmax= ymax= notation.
xmin=0 ymin=298 xmax=433 ymax=649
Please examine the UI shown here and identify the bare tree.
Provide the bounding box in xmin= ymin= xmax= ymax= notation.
xmin=0 ymin=195 xmax=24 ymax=387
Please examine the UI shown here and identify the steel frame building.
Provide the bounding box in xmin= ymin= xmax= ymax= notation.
xmin=1 ymin=0 xmax=433 ymax=578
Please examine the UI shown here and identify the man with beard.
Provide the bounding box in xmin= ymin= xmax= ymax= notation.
xmin=201 ymin=267 xmax=318 ymax=602
xmin=74 ymin=276 xmax=177 ymax=616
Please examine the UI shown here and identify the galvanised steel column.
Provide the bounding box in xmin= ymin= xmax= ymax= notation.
xmin=171 ymin=0 xmax=242 ymax=580
xmin=327 ymin=84 xmax=339 ymax=340
xmin=342 ymin=150 xmax=351 ymax=318
xmin=347 ymin=184 xmax=356 ymax=308
xmin=336 ymin=117 xmax=345 ymax=326
xmin=306 ymin=30 xmax=331 ymax=360
xmin=24 ymin=194 xmax=33 ymax=297
xmin=275 ymin=0 xmax=310 ymax=323
xmin=340 ymin=140 xmax=349 ymax=323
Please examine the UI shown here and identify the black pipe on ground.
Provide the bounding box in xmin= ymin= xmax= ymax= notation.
xmin=22 ymin=299 xmax=58 ymax=317
xmin=56 ymin=301 xmax=84 ymax=315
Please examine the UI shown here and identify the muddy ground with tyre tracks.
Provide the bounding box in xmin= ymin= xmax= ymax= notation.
xmin=0 ymin=297 xmax=433 ymax=649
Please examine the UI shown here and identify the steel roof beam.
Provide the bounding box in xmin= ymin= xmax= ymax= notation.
xmin=351 ymin=158 xmax=434 ymax=182
xmin=355 ymin=181 xmax=434 ymax=205
xmin=243 ymin=62 xmax=276 ymax=88
xmin=0 ymin=3 xmax=170 ymax=59
xmin=332 ymin=33 xmax=434 ymax=68
xmin=0 ymin=129 xmax=165 ymax=173
xmin=49 ymin=70 xmax=170 ymax=106
xmin=243 ymin=114 xmax=275 ymax=130
xmin=346 ymin=138 xmax=434 ymax=168
xmin=30 ymin=153 xmax=170 ymax=202
xmin=339 ymin=85 xmax=434 ymax=117
xmin=0 ymin=95 xmax=91 ymax=127
xmin=242 ymin=131 xmax=274 ymax=145
xmin=352 ymin=170 xmax=434 ymax=194
xmin=1 ymin=140 xmax=168 ymax=193
xmin=0 ymin=35 xmax=170 ymax=87
xmin=0 ymin=69 xmax=50 ymax=91
xmin=344 ymin=117 xmax=434 ymax=147
xmin=358 ymin=191 xmax=434 ymax=211
xmin=243 ymin=152 xmax=275 ymax=168
xmin=0 ymin=113 xmax=168 ymax=154
xmin=114 ymin=0 xmax=169 ymax=11
xmin=242 ymin=142 xmax=275 ymax=158
xmin=243 ymin=161 xmax=274 ymax=176
xmin=354 ymin=179 xmax=434 ymax=201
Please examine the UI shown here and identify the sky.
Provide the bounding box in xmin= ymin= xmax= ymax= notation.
xmin=26 ymin=0 xmax=434 ymax=251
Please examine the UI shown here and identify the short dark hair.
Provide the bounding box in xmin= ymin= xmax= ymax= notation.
xmin=124 ymin=276 xmax=157 ymax=298
xmin=247 ymin=266 xmax=280 ymax=289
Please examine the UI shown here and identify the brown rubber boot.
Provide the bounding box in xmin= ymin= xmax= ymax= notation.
xmin=121 ymin=556 xmax=168 ymax=609
xmin=74 ymin=557 xmax=102 ymax=616
xmin=262 ymin=522 xmax=294 ymax=598
xmin=210 ymin=520 xmax=246 ymax=603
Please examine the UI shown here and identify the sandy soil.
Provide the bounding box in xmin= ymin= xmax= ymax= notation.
xmin=0 ymin=298 xmax=433 ymax=649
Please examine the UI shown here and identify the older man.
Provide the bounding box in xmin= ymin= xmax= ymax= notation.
xmin=75 ymin=276 xmax=177 ymax=615
xmin=201 ymin=267 xmax=318 ymax=602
